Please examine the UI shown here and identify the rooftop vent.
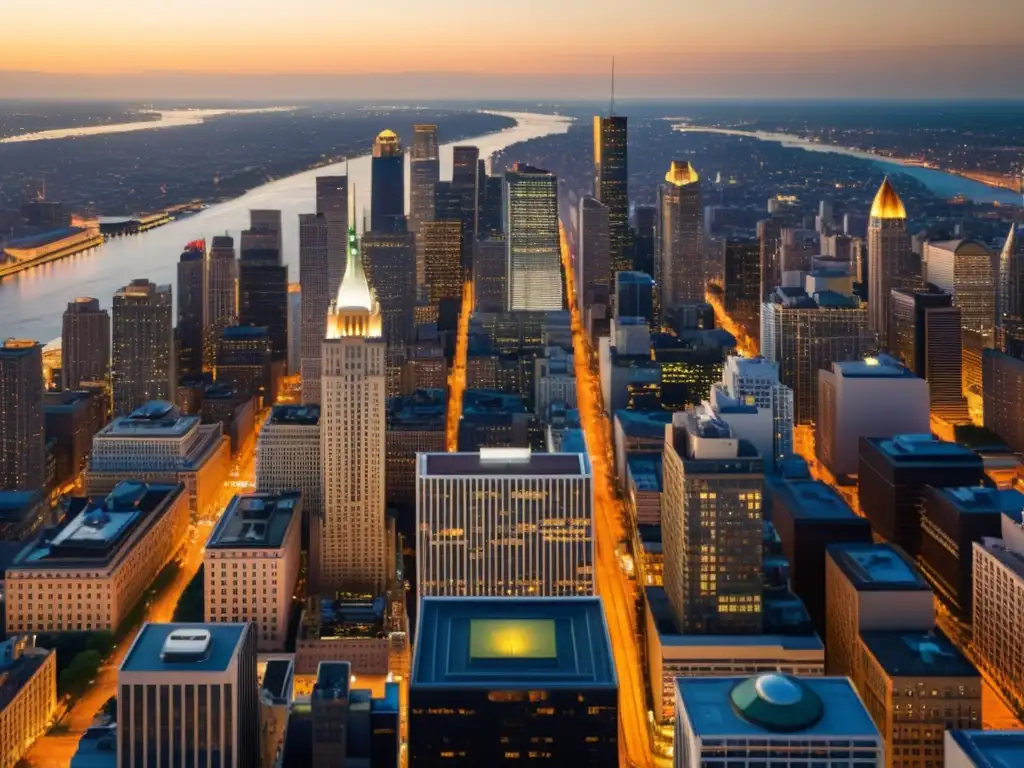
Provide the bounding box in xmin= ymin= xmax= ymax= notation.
xmin=161 ymin=629 xmax=212 ymax=663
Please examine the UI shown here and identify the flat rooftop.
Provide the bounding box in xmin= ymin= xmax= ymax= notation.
xmin=0 ymin=490 xmax=44 ymax=517
xmin=413 ymin=597 xmax=616 ymax=689
xmin=768 ymin=477 xmax=861 ymax=522
xmin=261 ymin=659 xmax=293 ymax=702
xmin=867 ymin=434 xmax=981 ymax=464
xmin=0 ymin=646 xmax=51 ymax=712
xmin=859 ymin=630 xmax=978 ymax=679
xmin=206 ymin=492 xmax=301 ymax=550
xmin=948 ymin=730 xmax=1024 ymax=767
xmin=268 ymin=405 xmax=320 ymax=426
xmin=421 ymin=450 xmax=589 ymax=477
xmin=834 ymin=356 xmax=917 ymax=378
xmin=934 ymin=486 xmax=1024 ymax=519
xmin=121 ymin=623 xmax=247 ymax=674
xmin=827 ymin=543 xmax=930 ymax=592
xmin=615 ymin=409 xmax=674 ymax=440
xmin=627 ymin=453 xmax=663 ymax=493
xmin=97 ymin=401 xmax=197 ymax=439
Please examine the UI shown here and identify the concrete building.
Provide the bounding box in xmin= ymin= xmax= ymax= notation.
xmin=578 ymin=196 xmax=611 ymax=309
xmin=299 ymin=212 xmax=330 ymax=403
xmin=362 ymin=229 xmax=416 ymax=348
xmin=87 ymin=401 xmax=230 ymax=519
xmin=505 ymin=163 xmax=562 ymax=311
xmin=867 ymin=178 xmax=915 ymax=344
xmin=662 ymin=407 xmax=764 ymax=634
xmin=0 ymin=637 xmax=57 ymax=768
xmin=593 ymin=114 xmax=629 ymax=274
xmin=177 ymin=242 xmax=206 ymax=379
xmin=982 ymin=349 xmax=1024 ymax=454
xmin=118 ymin=623 xmax=258 ymax=768
xmin=674 ymin=674 xmax=883 ymax=767
xmin=259 ymin=659 xmax=292 ymax=768
xmin=945 ymin=730 xmax=1024 ymax=768
xmin=386 ymin=389 xmax=445 ymax=509
xmin=718 ymin=356 xmax=794 ymax=465
xmin=5 ymin=481 xmax=189 ymax=634
xmin=44 ymin=389 xmax=109 ymax=487
xmin=0 ymin=340 xmax=45 ymax=491
xmin=598 ymin=318 xmax=660 ymax=413
xmin=111 ymin=279 xmax=174 ymax=415
xmin=203 ymin=492 xmax=302 ymax=651
xmin=409 ymin=125 xmax=439 ymax=283
xmin=473 ymin=235 xmax=507 ymax=313
xmin=410 ymin=596 xmax=618 ymax=765
xmin=416 ymin=449 xmax=594 ymax=597
xmin=370 ymin=129 xmax=404 ymax=234
xmin=924 ymin=239 xmax=995 ymax=346
xmin=658 ymin=161 xmax=703 ymax=309
xmin=315 ymin=176 xmax=348 ymax=301
xmin=816 ymin=356 xmax=930 ymax=477
xmin=996 ymin=223 xmax=1024 ymax=358
xmin=295 ymin=594 xmax=391 ymax=676
xmin=205 ymin=235 xmax=238 ymax=371
xmin=613 ymin=409 xmax=674 ymax=488
xmin=534 ymin=346 xmax=576 ymax=416
xmin=61 ymin=297 xmax=110 ymax=391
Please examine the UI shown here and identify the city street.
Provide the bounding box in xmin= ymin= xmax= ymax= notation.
xmin=446 ymin=281 xmax=473 ymax=451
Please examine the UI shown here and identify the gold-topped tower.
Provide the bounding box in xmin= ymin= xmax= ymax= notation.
xmin=665 ymin=160 xmax=700 ymax=187
xmin=869 ymin=177 xmax=907 ymax=220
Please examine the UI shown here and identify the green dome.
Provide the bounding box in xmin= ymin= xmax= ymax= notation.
xmin=729 ymin=674 xmax=824 ymax=732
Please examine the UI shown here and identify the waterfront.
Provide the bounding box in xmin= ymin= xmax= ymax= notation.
xmin=0 ymin=110 xmax=572 ymax=342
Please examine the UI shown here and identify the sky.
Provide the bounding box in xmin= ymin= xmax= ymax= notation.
xmin=4 ymin=0 xmax=1023 ymax=99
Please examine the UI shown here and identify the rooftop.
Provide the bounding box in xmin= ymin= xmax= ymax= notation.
xmin=268 ymin=405 xmax=320 ymax=426
xmin=421 ymin=450 xmax=590 ymax=477
xmin=261 ymin=659 xmax=293 ymax=703
xmin=312 ymin=660 xmax=351 ymax=701
xmin=413 ymin=597 xmax=616 ymax=689
xmin=615 ymin=409 xmax=673 ymax=439
xmin=933 ymin=486 xmax=1024 ymax=520
xmin=627 ymin=453 xmax=663 ymax=493
xmin=387 ymin=389 xmax=446 ymax=428
xmin=121 ymin=623 xmax=248 ymax=674
xmin=833 ymin=355 xmax=917 ymax=378
xmin=867 ymin=434 xmax=982 ymax=464
xmin=5 ymin=226 xmax=87 ymax=249
xmin=859 ymin=630 xmax=978 ymax=679
xmin=827 ymin=543 xmax=930 ymax=592
xmin=206 ymin=492 xmax=301 ymax=550
xmin=0 ymin=642 xmax=52 ymax=712
xmin=767 ymin=477 xmax=862 ymax=522
xmin=302 ymin=594 xmax=386 ymax=641
xmin=70 ymin=726 xmax=117 ymax=768
xmin=0 ymin=489 xmax=45 ymax=518
xmin=97 ymin=401 xmax=197 ymax=439
xmin=948 ymin=730 xmax=1024 ymax=768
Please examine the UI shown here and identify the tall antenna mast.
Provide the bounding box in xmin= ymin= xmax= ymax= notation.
xmin=610 ymin=56 xmax=616 ymax=117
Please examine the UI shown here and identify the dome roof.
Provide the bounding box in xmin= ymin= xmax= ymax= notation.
xmin=729 ymin=673 xmax=824 ymax=733
xmin=665 ymin=160 xmax=699 ymax=187
xmin=870 ymin=177 xmax=907 ymax=220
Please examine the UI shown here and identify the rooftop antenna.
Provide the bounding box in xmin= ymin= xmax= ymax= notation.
xmin=610 ymin=56 xmax=616 ymax=117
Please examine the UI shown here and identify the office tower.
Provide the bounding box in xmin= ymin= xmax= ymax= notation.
xmin=982 ymin=349 xmax=1024 ymax=453
xmin=176 ymin=241 xmax=206 ymax=379
xmin=204 ymin=492 xmax=302 ymax=651
xmin=421 ymin=218 xmax=463 ymax=308
xmin=299 ymin=212 xmax=330 ymax=403
xmin=315 ymin=176 xmax=349 ymax=295
xmin=473 ymin=235 xmax=507 ymax=312
xmin=205 ymin=236 xmax=238 ymax=370
xmin=859 ymin=434 xmax=985 ymax=557
xmin=723 ymin=237 xmax=761 ymax=341
xmin=867 ymin=178 xmax=914 ymax=343
xmin=370 ymin=129 xmax=404 ymax=233
xmin=61 ymin=297 xmax=110 ymax=391
xmin=118 ymin=623 xmax=258 ymax=768
xmin=653 ymin=329 xmax=738 ymax=411
xmin=239 ymin=217 xmax=288 ymax=363
xmin=779 ymin=227 xmax=819 ymax=275
xmin=768 ymin=476 xmax=871 ymax=634
xmin=632 ymin=205 xmax=656 ymax=278
xmin=410 ymin=597 xmax=618 ymax=765
xmin=287 ymin=283 xmax=301 ymax=375
xmin=889 ymin=288 xmax=967 ymax=419
xmin=505 ymin=163 xmax=563 ymax=311
xmin=87 ymin=401 xmax=229 ymax=518
xmin=480 ymin=172 xmax=505 ymax=238
xmin=433 ymin=180 xmax=461 ymax=222
xmin=578 ymin=196 xmax=611 ymax=308
xmin=416 ymin=448 xmax=594 ymax=597
xmin=658 ymin=161 xmax=703 ymax=311
xmin=0 ymin=340 xmax=45 ymax=491
xmin=674 ymin=675 xmax=884 ymax=768
xmin=44 ymin=388 xmax=108 ymax=486
xmin=409 ymin=124 xmax=439 ymax=236
xmin=216 ymin=326 xmax=274 ymax=406
xmin=7 ymin=480 xmax=189 ymax=633
xmin=111 ymin=279 xmax=174 ymax=415
xmin=386 ymin=390 xmax=445 ymax=508
xmin=250 ymin=209 xmax=283 ymax=249
xmin=615 ymin=271 xmax=655 ymax=326
xmin=320 ymin=227 xmax=387 ymax=593
xmin=761 ymin=277 xmax=872 ymax=425
xmin=997 ymin=222 xmax=1024 ymax=357
xmin=758 ymin=217 xmax=784 ymax=301
xmin=362 ymin=229 xmax=416 ymax=347
xmin=816 ymin=356 xmax=930 ymax=477
xmin=924 ymin=239 xmax=995 ymax=342
xmin=593 ymin=114 xmax=629 ymax=273
xmin=662 ymin=407 xmax=764 ymax=634
xmin=453 ymin=145 xmax=480 ymax=263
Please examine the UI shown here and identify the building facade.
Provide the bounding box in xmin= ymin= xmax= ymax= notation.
xmin=996 ymin=223 xmax=1024 ymax=358
xmin=204 ymin=235 xmax=238 ymax=370
xmin=867 ymin=178 xmax=914 ymax=344
xmin=658 ymin=161 xmax=703 ymax=310
xmin=593 ymin=114 xmax=629 ymax=274
xmin=370 ymin=130 xmax=404 ymax=234
xmin=409 ymin=125 xmax=439 ymax=284
xmin=0 ymin=637 xmax=56 ymax=768
xmin=315 ymin=175 xmax=349 ymax=297
xmin=112 ymin=279 xmax=174 ymax=415
xmin=0 ymin=340 xmax=45 ymax=491
xmin=177 ymin=242 xmax=206 ymax=380
xmin=299 ymin=212 xmax=330 ymax=404
xmin=362 ymin=229 xmax=417 ymax=348
xmin=578 ymin=195 xmax=611 ymax=309
xmin=982 ymin=349 xmax=1024 ymax=454
xmin=61 ymin=297 xmax=110 ymax=391
xmin=505 ymin=163 xmax=562 ymax=311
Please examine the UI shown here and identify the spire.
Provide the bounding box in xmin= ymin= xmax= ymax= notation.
xmin=334 ymin=225 xmax=374 ymax=312
xmin=870 ymin=177 xmax=907 ymax=220
xmin=665 ymin=160 xmax=699 ymax=187
xmin=610 ymin=55 xmax=616 ymax=117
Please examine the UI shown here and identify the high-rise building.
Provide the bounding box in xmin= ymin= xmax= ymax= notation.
xmin=816 ymin=356 xmax=930 ymax=477
xmin=416 ymin=448 xmax=594 ymax=597
xmin=249 ymin=209 xmax=283 ymax=249
xmin=371 ymin=129 xmax=404 ymax=233
xmin=632 ymin=205 xmax=656 ymax=278
xmin=593 ymin=114 xmax=629 ymax=273
xmin=924 ymin=239 xmax=995 ymax=344
xmin=982 ymin=349 xmax=1024 ymax=454
xmin=578 ymin=196 xmax=611 ymax=308
xmin=674 ymin=674 xmax=884 ymax=768
xmin=239 ymin=216 xmax=288 ymax=364
xmin=717 ymin=355 xmax=794 ymax=466
xmin=723 ymin=237 xmax=761 ymax=342
xmin=112 ymin=279 xmax=174 ymax=415
xmin=422 ymin=218 xmax=463 ymax=307
xmin=758 ymin=217 xmax=784 ymax=301
xmin=889 ymin=288 xmax=967 ymax=419
xmin=658 ymin=161 xmax=703 ymax=311
xmin=867 ymin=178 xmax=914 ymax=343
xmin=205 ymin=236 xmax=238 ymax=370
xmin=0 ymin=340 xmax=45 ymax=491
xmin=299 ymin=212 xmax=330 ymax=403
xmin=410 ymin=125 xmax=439 ymax=284
xmin=453 ymin=145 xmax=480 ymax=263
xmin=386 ymin=389 xmax=445 ymax=509
xmin=320 ymin=227 xmax=387 ymax=593
xmin=61 ymin=297 xmax=110 ymax=391
xmin=480 ymin=172 xmax=505 ymax=238
xmin=473 ymin=235 xmax=507 ymax=312
xmin=997 ymin=222 xmax=1024 ymax=358
xmin=505 ymin=163 xmax=562 ymax=311
xmin=615 ymin=271 xmax=655 ymax=326
xmin=315 ymin=176 xmax=349 ymax=295
xmin=362 ymin=229 xmax=417 ymax=347
xmin=118 ymin=623 xmax=258 ymax=768
xmin=410 ymin=597 xmax=618 ymax=765
xmin=216 ymin=326 xmax=274 ymax=407
xmin=662 ymin=407 xmax=764 ymax=634
xmin=177 ymin=241 xmax=206 ymax=380
xmin=44 ymin=388 xmax=108 ymax=487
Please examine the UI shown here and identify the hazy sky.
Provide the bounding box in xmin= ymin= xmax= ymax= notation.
xmin=4 ymin=0 xmax=1023 ymax=98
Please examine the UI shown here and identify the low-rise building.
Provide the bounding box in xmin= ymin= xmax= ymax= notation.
xmin=294 ymin=594 xmax=390 ymax=677
xmin=259 ymin=659 xmax=293 ymax=768
xmin=5 ymin=481 xmax=189 ymax=634
xmin=0 ymin=636 xmax=57 ymax=768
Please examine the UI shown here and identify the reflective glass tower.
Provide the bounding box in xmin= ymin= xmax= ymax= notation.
xmin=593 ymin=115 xmax=629 ymax=274
xmin=505 ymin=163 xmax=562 ymax=311
xmin=371 ymin=130 xmax=404 ymax=234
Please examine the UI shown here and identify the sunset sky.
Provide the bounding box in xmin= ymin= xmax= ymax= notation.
xmin=4 ymin=0 xmax=1023 ymax=98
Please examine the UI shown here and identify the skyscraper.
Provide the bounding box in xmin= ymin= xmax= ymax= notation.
xmin=631 ymin=205 xmax=656 ymax=278
xmin=480 ymin=172 xmax=505 ymax=238
xmin=615 ymin=271 xmax=655 ymax=326
xmin=409 ymin=125 xmax=439 ymax=284
xmin=758 ymin=217 xmax=784 ymax=302
xmin=452 ymin=145 xmax=480 ymax=263
xmin=982 ymin=349 xmax=1024 ymax=454
xmin=239 ymin=212 xmax=288 ymax=363
xmin=867 ymin=178 xmax=914 ymax=343
xmin=997 ymin=223 xmax=1024 ymax=358
xmin=371 ymin=130 xmax=404 ymax=234
xmin=422 ymin=219 xmax=463 ymax=307
xmin=249 ymin=209 xmax=283 ymax=249
xmin=723 ymin=238 xmax=761 ymax=342
xmin=593 ymin=114 xmax=629 ymax=273
xmin=205 ymin=236 xmax=238 ymax=370
xmin=578 ymin=196 xmax=611 ymax=309
xmin=61 ymin=297 xmax=110 ymax=391
xmin=176 ymin=241 xmax=206 ymax=380
xmin=0 ymin=340 xmax=45 ymax=491
xmin=362 ymin=229 xmax=417 ymax=347
xmin=299 ymin=212 xmax=330 ymax=403
xmin=315 ymin=176 xmax=349 ymax=295
xmin=473 ymin=236 xmax=508 ymax=313
xmin=505 ymin=163 xmax=562 ymax=311
xmin=111 ymin=279 xmax=174 ymax=415
xmin=320 ymin=227 xmax=387 ymax=593
xmin=658 ymin=161 xmax=703 ymax=311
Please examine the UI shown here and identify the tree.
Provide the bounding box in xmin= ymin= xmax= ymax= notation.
xmin=59 ymin=650 xmax=101 ymax=698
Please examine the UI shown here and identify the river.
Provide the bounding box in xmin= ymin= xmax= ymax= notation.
xmin=0 ymin=111 xmax=573 ymax=343
xmin=672 ymin=125 xmax=1023 ymax=205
